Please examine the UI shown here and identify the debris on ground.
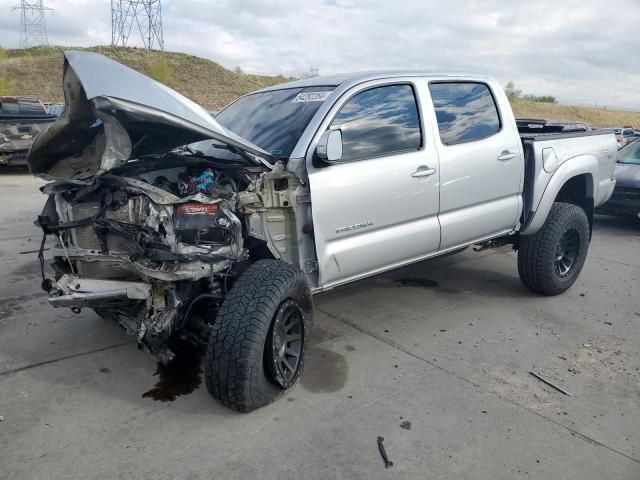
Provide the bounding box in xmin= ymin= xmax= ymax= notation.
xmin=0 ymin=415 xmax=4 ymax=421
xmin=529 ymin=371 xmax=572 ymax=396
xmin=400 ymin=420 xmax=412 ymax=430
xmin=377 ymin=436 xmax=393 ymax=468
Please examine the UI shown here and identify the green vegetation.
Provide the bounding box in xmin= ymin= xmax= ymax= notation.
xmin=505 ymin=81 xmax=557 ymax=104
xmin=522 ymin=94 xmax=557 ymax=104
xmin=0 ymin=46 xmax=637 ymax=127
xmin=0 ymin=75 xmax=16 ymax=95
xmin=0 ymin=44 xmax=12 ymax=93
xmin=147 ymin=57 xmax=173 ymax=85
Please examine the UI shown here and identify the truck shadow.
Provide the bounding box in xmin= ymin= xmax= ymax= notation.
xmin=593 ymin=214 xmax=640 ymax=233
xmin=317 ymin=249 xmax=528 ymax=305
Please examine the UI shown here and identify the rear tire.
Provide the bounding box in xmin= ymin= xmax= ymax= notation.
xmin=204 ymin=260 xmax=313 ymax=412
xmin=518 ymin=202 xmax=590 ymax=295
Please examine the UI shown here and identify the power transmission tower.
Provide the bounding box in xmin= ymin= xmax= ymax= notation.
xmin=111 ymin=0 xmax=165 ymax=51
xmin=12 ymin=0 xmax=53 ymax=48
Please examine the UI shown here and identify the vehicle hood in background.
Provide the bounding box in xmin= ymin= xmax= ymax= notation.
xmin=28 ymin=51 xmax=274 ymax=182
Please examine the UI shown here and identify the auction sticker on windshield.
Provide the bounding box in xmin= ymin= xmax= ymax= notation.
xmin=291 ymin=91 xmax=331 ymax=103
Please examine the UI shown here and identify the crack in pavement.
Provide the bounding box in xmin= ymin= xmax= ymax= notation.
xmin=0 ymin=342 xmax=132 ymax=377
xmin=316 ymin=306 xmax=640 ymax=465
xmin=590 ymin=256 xmax=640 ymax=270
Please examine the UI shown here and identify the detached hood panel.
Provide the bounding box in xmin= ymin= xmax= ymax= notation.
xmin=28 ymin=51 xmax=273 ymax=182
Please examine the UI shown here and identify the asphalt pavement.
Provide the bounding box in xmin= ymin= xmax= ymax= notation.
xmin=1 ymin=171 xmax=638 ymax=479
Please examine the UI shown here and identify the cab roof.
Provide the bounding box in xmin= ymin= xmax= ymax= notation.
xmin=255 ymin=70 xmax=494 ymax=93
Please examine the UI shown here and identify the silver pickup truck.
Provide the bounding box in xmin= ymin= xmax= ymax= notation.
xmin=28 ymin=52 xmax=617 ymax=412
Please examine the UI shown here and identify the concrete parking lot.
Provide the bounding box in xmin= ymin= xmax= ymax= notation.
xmin=0 ymin=171 xmax=638 ymax=480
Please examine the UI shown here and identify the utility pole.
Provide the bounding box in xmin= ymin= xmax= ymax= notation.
xmin=111 ymin=0 xmax=164 ymax=51
xmin=12 ymin=0 xmax=53 ymax=48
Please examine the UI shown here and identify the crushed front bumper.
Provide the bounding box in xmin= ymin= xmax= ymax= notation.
xmin=49 ymin=274 xmax=151 ymax=308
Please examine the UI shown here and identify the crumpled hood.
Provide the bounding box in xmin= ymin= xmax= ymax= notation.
xmin=28 ymin=51 xmax=273 ymax=182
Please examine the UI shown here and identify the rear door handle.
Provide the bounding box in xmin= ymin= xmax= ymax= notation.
xmin=497 ymin=151 xmax=517 ymax=161
xmin=411 ymin=166 xmax=437 ymax=178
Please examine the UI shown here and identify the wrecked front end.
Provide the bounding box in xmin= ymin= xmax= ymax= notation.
xmin=30 ymin=51 xmax=304 ymax=363
xmin=37 ymin=167 xmax=248 ymax=362
xmin=36 ymin=158 xmax=305 ymax=363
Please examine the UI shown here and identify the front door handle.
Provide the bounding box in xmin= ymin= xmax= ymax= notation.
xmin=497 ymin=150 xmax=517 ymax=161
xmin=411 ymin=166 xmax=437 ymax=178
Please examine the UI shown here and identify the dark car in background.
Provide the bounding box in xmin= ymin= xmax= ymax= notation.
xmin=0 ymin=96 xmax=56 ymax=167
xmin=597 ymin=139 xmax=640 ymax=219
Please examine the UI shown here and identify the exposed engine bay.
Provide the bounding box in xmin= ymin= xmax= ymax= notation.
xmin=37 ymin=155 xmax=304 ymax=363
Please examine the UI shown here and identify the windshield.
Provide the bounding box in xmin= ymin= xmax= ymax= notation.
xmin=207 ymin=86 xmax=334 ymax=158
xmin=618 ymin=140 xmax=640 ymax=164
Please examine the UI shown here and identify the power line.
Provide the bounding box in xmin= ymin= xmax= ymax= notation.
xmin=11 ymin=0 xmax=53 ymax=48
xmin=111 ymin=0 xmax=164 ymax=51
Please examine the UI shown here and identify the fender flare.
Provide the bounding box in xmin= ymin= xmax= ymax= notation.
xmin=520 ymin=154 xmax=597 ymax=235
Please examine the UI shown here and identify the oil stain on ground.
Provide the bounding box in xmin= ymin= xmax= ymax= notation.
xmin=0 ymin=293 xmax=44 ymax=321
xmin=301 ymin=326 xmax=349 ymax=393
xmin=395 ymin=278 xmax=462 ymax=294
xmin=396 ymin=278 xmax=440 ymax=288
xmin=142 ymin=338 xmax=206 ymax=402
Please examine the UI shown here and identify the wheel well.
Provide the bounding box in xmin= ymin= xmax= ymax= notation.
xmin=555 ymin=174 xmax=594 ymax=234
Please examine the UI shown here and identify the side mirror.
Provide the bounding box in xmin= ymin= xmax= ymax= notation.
xmin=316 ymin=129 xmax=343 ymax=163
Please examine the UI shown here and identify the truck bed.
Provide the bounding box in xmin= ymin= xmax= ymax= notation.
xmin=519 ymin=130 xmax=617 ymax=229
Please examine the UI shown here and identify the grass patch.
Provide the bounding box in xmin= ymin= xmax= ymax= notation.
xmin=0 ymin=75 xmax=16 ymax=95
xmin=147 ymin=57 xmax=173 ymax=85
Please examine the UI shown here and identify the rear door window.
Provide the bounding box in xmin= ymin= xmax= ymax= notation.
xmin=429 ymin=82 xmax=501 ymax=145
xmin=329 ymin=84 xmax=422 ymax=162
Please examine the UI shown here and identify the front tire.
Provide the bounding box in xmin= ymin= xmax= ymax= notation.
xmin=204 ymin=260 xmax=313 ymax=412
xmin=518 ymin=202 xmax=590 ymax=295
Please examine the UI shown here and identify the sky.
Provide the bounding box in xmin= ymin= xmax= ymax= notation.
xmin=1 ymin=0 xmax=638 ymax=109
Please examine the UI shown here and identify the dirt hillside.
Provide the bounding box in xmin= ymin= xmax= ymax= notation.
xmin=0 ymin=46 xmax=290 ymax=111
xmin=1 ymin=45 xmax=638 ymax=127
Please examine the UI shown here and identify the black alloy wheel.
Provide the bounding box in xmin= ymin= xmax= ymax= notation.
xmin=554 ymin=228 xmax=581 ymax=277
xmin=267 ymin=299 xmax=304 ymax=388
